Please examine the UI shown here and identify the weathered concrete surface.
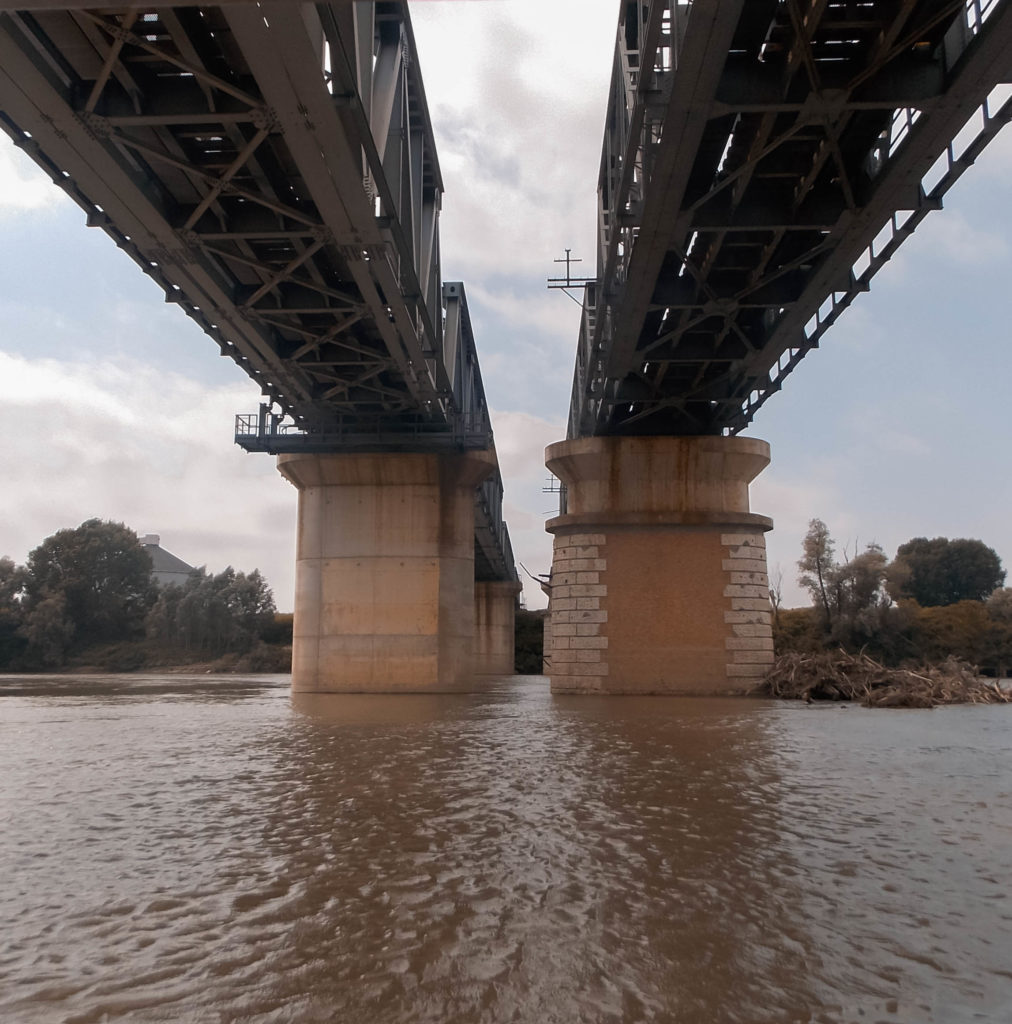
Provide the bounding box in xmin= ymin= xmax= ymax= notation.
xmin=474 ymin=580 xmax=521 ymax=675
xmin=279 ymin=450 xmax=495 ymax=692
xmin=540 ymin=579 xmax=553 ymax=675
xmin=545 ymin=436 xmax=773 ymax=695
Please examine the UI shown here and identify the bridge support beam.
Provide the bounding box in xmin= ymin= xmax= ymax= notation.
xmin=474 ymin=580 xmax=521 ymax=675
xmin=545 ymin=436 xmax=773 ymax=694
xmin=278 ymin=449 xmax=495 ymax=692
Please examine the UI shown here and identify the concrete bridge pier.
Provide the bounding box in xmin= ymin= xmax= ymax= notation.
xmin=544 ymin=436 xmax=774 ymax=694
xmin=278 ymin=449 xmax=496 ymax=692
xmin=474 ymin=580 xmax=522 ymax=675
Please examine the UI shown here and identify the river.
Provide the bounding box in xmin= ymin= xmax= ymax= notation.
xmin=1 ymin=673 xmax=1010 ymax=1023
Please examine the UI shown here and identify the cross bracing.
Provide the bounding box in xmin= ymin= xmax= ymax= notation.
xmin=570 ymin=0 xmax=1012 ymax=439
xmin=0 ymin=2 xmax=458 ymax=438
xmin=0 ymin=1 xmax=516 ymax=583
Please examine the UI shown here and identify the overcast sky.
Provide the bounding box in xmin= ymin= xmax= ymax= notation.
xmin=1 ymin=0 xmax=1010 ymax=613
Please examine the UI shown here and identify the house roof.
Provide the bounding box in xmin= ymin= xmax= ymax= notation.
xmin=141 ymin=534 xmax=195 ymax=576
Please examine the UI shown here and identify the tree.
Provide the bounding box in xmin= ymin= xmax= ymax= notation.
xmin=888 ymin=537 xmax=1005 ymax=606
xmin=145 ymin=566 xmax=277 ymax=655
xmin=985 ymin=588 xmax=1012 ymax=678
xmin=834 ymin=542 xmax=889 ymax=641
xmin=798 ymin=520 xmax=889 ymax=642
xmin=772 ymin=606 xmax=823 ymax=655
xmin=226 ymin=568 xmax=276 ymax=640
xmin=798 ymin=519 xmax=835 ymax=626
xmin=22 ymin=519 xmax=156 ymax=650
xmin=911 ymin=600 xmax=990 ymax=665
xmin=0 ymin=556 xmax=27 ymax=667
xmin=20 ymin=591 xmax=75 ymax=667
xmin=768 ymin=563 xmax=785 ymax=630
xmin=798 ymin=520 xmax=884 ymax=630
xmin=514 ymin=608 xmax=545 ymax=673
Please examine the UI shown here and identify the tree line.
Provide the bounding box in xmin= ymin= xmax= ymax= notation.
xmin=776 ymin=519 xmax=1011 ymax=675
xmin=0 ymin=519 xmax=282 ymax=670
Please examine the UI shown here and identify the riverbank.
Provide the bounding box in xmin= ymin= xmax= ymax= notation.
xmin=22 ymin=639 xmax=294 ymax=676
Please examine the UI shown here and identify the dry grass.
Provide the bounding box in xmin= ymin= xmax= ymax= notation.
xmin=753 ymin=650 xmax=1011 ymax=708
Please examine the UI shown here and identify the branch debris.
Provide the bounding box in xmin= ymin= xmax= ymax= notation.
xmin=753 ymin=650 xmax=1011 ymax=708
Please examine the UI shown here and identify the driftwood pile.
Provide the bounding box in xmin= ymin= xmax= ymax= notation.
xmin=754 ymin=650 xmax=1011 ymax=708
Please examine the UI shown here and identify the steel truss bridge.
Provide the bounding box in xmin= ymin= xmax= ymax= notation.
xmin=1 ymin=2 xmax=1010 ymax=583
xmin=569 ymin=0 xmax=1012 ymax=438
xmin=0 ymin=0 xmax=516 ymax=583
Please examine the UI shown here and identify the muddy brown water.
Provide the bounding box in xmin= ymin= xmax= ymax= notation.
xmin=1 ymin=673 xmax=1010 ymax=1023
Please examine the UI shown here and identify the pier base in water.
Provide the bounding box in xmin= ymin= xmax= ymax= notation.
xmin=279 ymin=450 xmax=495 ymax=692
xmin=474 ymin=580 xmax=522 ymax=675
xmin=544 ymin=436 xmax=774 ymax=694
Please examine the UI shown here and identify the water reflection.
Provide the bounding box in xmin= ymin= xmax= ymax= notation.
xmin=1 ymin=676 xmax=1010 ymax=1023
xmin=292 ymin=690 xmax=469 ymax=727
xmin=0 ymin=671 xmax=291 ymax=700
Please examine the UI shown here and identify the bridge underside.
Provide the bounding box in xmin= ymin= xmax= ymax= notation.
xmin=571 ymin=0 xmax=1012 ymax=438
xmin=0 ymin=1 xmax=519 ymax=690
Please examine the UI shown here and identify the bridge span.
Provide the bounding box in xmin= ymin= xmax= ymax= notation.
xmin=3 ymin=0 xmax=1010 ymax=696
xmin=544 ymin=0 xmax=1012 ymax=694
xmin=0 ymin=1 xmax=520 ymax=690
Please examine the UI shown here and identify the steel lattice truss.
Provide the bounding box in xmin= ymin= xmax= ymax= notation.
xmin=570 ymin=0 xmax=1012 ymax=438
xmin=0 ymin=1 xmax=516 ymax=582
xmin=0 ymin=1 xmax=482 ymax=441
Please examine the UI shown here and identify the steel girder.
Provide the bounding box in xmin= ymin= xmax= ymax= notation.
xmin=570 ymin=0 xmax=1012 ymax=438
xmin=235 ymin=281 xmax=492 ymax=452
xmin=0 ymin=2 xmax=464 ymax=438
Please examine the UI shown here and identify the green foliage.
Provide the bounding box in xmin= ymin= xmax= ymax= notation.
xmin=984 ymin=588 xmax=1012 ymax=677
xmin=888 ymin=536 xmax=1005 ymax=606
xmin=145 ymin=566 xmax=277 ymax=656
xmin=791 ymin=521 xmax=1011 ymax=669
xmin=227 ymin=641 xmax=291 ymax=673
xmin=797 ymin=518 xmax=835 ymax=624
xmin=1 ymin=523 xmax=282 ymax=672
xmin=860 ymin=600 xmax=921 ymax=665
xmin=0 ymin=556 xmax=27 ymax=667
xmin=22 ymin=520 xmax=156 ymax=657
xmin=909 ymin=600 xmax=991 ymax=665
xmin=259 ymin=612 xmax=294 ymax=646
xmin=772 ymin=606 xmax=822 ymax=655
xmin=514 ymin=608 xmax=545 ymax=674
xmin=90 ymin=642 xmax=148 ymax=672
xmin=19 ymin=591 xmax=75 ymax=667
xmin=796 ymin=519 xmax=889 ymax=646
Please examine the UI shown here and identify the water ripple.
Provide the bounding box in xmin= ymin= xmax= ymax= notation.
xmin=0 ymin=676 xmax=1010 ymax=1022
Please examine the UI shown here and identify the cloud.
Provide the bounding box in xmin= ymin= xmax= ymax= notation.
xmin=491 ymin=409 xmax=568 ymax=606
xmin=0 ymin=347 xmax=566 ymax=613
xmin=0 ymin=148 xmax=57 ymax=211
xmin=0 ymin=1 xmax=617 ymax=618
xmin=911 ymin=210 xmax=1008 ymax=266
xmin=413 ymin=1 xmax=614 ymax=281
xmin=841 ymin=406 xmax=933 ymax=456
xmin=750 ymin=468 xmax=859 ymax=609
xmin=470 ymin=278 xmax=582 ymax=341
xmin=0 ymin=144 xmax=63 ymax=212
xmin=0 ymin=351 xmax=297 ymax=608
